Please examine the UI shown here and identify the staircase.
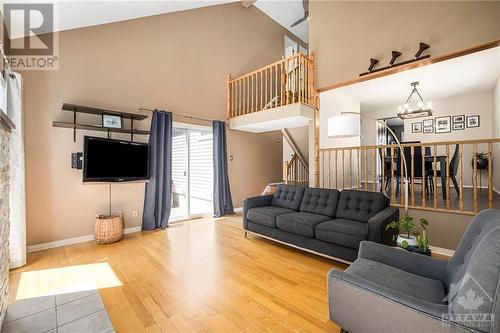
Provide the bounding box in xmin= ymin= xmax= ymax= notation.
xmin=282 ymin=128 xmax=309 ymax=186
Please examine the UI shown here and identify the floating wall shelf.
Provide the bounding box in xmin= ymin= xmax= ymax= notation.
xmin=53 ymin=103 xmax=150 ymax=142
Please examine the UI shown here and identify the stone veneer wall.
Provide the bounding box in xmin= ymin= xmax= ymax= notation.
xmin=0 ymin=124 xmax=11 ymax=327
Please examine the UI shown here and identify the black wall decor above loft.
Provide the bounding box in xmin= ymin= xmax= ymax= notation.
xmin=360 ymin=42 xmax=430 ymax=76
xmin=52 ymin=103 xmax=150 ymax=142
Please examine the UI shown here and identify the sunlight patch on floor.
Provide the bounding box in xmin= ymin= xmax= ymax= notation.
xmin=15 ymin=262 xmax=122 ymax=300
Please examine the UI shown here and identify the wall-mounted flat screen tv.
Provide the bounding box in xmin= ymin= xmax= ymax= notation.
xmin=83 ymin=136 xmax=149 ymax=182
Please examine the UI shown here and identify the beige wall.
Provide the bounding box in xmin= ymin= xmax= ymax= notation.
xmin=310 ymin=1 xmax=500 ymax=88
xmin=22 ymin=3 xmax=295 ymax=245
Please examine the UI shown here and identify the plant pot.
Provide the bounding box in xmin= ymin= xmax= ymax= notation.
xmin=396 ymin=234 xmax=418 ymax=249
xmin=413 ymin=248 xmax=432 ymax=256
xmin=472 ymin=158 xmax=488 ymax=170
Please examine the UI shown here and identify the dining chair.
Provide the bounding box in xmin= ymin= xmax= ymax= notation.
xmin=428 ymin=144 xmax=460 ymax=196
xmin=403 ymin=146 xmax=433 ymax=196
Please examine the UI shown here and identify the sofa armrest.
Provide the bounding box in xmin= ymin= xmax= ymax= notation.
xmin=328 ymin=269 xmax=451 ymax=329
xmin=358 ymin=241 xmax=448 ymax=281
xmin=367 ymin=206 xmax=399 ymax=245
xmin=242 ymin=194 xmax=274 ymax=229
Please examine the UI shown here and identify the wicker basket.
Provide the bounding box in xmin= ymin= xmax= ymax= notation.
xmin=94 ymin=212 xmax=123 ymax=244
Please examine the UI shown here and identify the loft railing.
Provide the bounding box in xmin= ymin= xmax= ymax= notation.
xmin=227 ymin=52 xmax=316 ymax=119
xmin=317 ymin=138 xmax=500 ymax=216
xmin=285 ymin=154 xmax=309 ymax=187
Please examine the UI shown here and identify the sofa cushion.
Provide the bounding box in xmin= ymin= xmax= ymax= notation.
xmin=271 ymin=184 xmax=305 ymax=211
xmin=247 ymin=206 xmax=295 ymax=228
xmin=299 ymin=188 xmax=340 ymax=218
xmin=347 ymin=258 xmax=447 ymax=304
xmin=335 ymin=190 xmax=389 ymax=223
xmin=276 ymin=212 xmax=331 ymax=237
xmin=316 ymin=219 xmax=367 ymax=249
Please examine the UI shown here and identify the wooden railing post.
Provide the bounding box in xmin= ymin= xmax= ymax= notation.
xmin=284 ymin=161 xmax=289 ymax=184
xmin=227 ymin=74 xmax=232 ymax=119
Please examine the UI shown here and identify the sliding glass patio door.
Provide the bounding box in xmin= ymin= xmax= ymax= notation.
xmin=170 ymin=125 xmax=213 ymax=221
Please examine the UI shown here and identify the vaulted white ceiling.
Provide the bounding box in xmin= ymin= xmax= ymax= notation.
xmin=3 ymin=1 xmax=238 ymax=39
xmin=3 ymin=0 xmax=308 ymax=43
xmin=254 ymin=0 xmax=308 ymax=43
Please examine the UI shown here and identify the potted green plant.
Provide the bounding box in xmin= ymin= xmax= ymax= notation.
xmin=472 ymin=152 xmax=488 ymax=170
xmin=386 ymin=216 xmax=418 ymax=249
xmin=413 ymin=218 xmax=431 ymax=256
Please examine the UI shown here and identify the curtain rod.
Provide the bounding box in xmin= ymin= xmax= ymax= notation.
xmin=138 ymin=106 xmax=214 ymax=123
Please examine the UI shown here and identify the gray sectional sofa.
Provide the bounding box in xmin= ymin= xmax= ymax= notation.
xmin=243 ymin=184 xmax=399 ymax=262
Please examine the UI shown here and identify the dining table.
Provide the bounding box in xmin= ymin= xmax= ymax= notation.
xmin=384 ymin=154 xmax=448 ymax=200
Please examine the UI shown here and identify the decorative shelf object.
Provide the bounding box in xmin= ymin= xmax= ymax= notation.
xmin=53 ymin=103 xmax=149 ymax=142
xmin=52 ymin=121 xmax=150 ymax=135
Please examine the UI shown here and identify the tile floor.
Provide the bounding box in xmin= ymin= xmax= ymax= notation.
xmin=2 ymin=289 xmax=114 ymax=333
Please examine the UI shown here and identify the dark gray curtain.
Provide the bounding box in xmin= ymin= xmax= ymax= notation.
xmin=213 ymin=121 xmax=234 ymax=217
xmin=142 ymin=110 xmax=172 ymax=230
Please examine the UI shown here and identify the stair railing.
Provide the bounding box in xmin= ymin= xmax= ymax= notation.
xmin=227 ymin=52 xmax=316 ymax=119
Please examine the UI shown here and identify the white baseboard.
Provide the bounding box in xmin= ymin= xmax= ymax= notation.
xmin=234 ymin=207 xmax=243 ymax=213
xmin=429 ymin=245 xmax=455 ymax=257
xmin=27 ymin=226 xmax=142 ymax=253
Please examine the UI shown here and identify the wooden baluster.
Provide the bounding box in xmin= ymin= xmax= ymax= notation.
xmin=410 ymin=146 xmax=414 ymax=207
xmin=260 ymin=71 xmax=263 ymax=111
xmin=349 ymin=149 xmax=353 ymax=189
xmin=328 ymin=150 xmax=331 ymax=189
xmin=357 ymin=148 xmax=361 ymax=190
xmin=335 ymin=150 xmax=338 ymax=189
xmin=243 ymin=77 xmax=246 ymax=114
xmin=364 ymin=148 xmax=368 ymax=190
xmin=274 ymin=64 xmax=279 ymax=107
xmin=390 ymin=146 xmax=395 ymax=201
xmin=342 ymin=150 xmax=345 ymax=190
xmin=238 ymin=78 xmax=241 ymax=115
xmin=292 ymin=56 xmax=296 ymax=104
xmin=445 ymin=145 xmax=450 ymax=210
xmin=422 ymin=144 xmax=426 ymax=208
xmin=251 ymin=74 xmax=255 ymax=113
xmin=381 ymin=147 xmax=385 ymax=193
xmin=473 ymin=144 xmax=478 ymax=212
xmin=280 ymin=62 xmax=285 ymax=107
xmin=459 ymin=144 xmax=464 ymax=211
xmin=300 ymin=56 xmax=304 ymax=104
xmin=264 ymin=68 xmax=268 ymax=109
xmin=293 ymin=159 xmax=299 ymax=183
xmin=249 ymin=75 xmax=252 ymax=113
xmin=302 ymin=57 xmax=309 ymax=104
xmin=488 ymin=143 xmax=493 ymax=208
xmin=227 ymin=75 xmax=232 ymax=119
xmin=322 ymin=150 xmax=325 ymax=188
xmin=246 ymin=76 xmax=249 ymax=114
xmin=254 ymin=73 xmax=258 ymax=112
xmin=284 ymin=161 xmax=288 ymax=184
xmin=400 ymin=147 xmax=404 ymax=206
xmin=433 ymin=145 xmax=438 ymax=209
xmin=235 ymin=80 xmax=238 ymax=116
xmin=373 ymin=149 xmax=377 ymax=192
xmin=239 ymin=79 xmax=243 ymax=116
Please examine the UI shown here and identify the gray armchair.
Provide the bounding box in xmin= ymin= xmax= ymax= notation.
xmin=328 ymin=209 xmax=500 ymax=333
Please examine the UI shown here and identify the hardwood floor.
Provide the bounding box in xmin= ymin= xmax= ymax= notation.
xmin=9 ymin=215 xmax=347 ymax=332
